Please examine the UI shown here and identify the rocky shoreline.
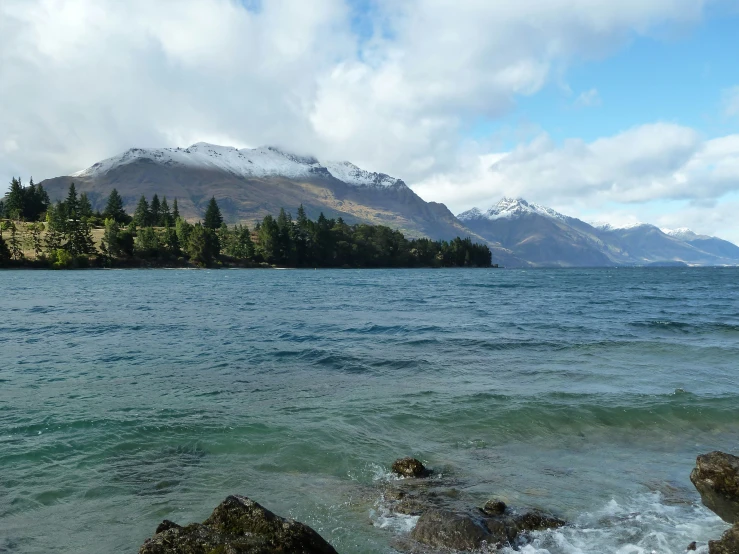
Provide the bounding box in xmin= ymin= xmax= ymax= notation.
xmin=139 ymin=452 xmax=739 ymax=553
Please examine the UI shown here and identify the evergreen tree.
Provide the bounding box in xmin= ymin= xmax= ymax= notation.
xmin=175 ymin=216 xmax=192 ymax=246
xmin=150 ymin=194 xmax=161 ymax=226
xmin=160 ymin=197 xmax=172 ymax=227
xmin=32 ymin=181 xmax=50 ymax=221
xmin=30 ymin=222 xmax=43 ymax=259
xmin=100 ymin=218 xmax=121 ymax=261
xmin=67 ymin=216 xmax=95 ymax=256
xmin=44 ymin=203 xmax=66 ymax=256
xmin=0 ymin=234 xmax=10 ymax=265
xmin=186 ymin=224 xmax=218 ymax=266
xmin=8 ymin=222 xmax=23 ymax=260
xmin=134 ymin=227 xmax=159 ymax=257
xmin=133 ymin=195 xmax=151 ymax=227
xmin=79 ymin=192 xmax=93 ymax=218
xmin=103 ymin=189 xmax=128 ymax=223
xmin=65 ymin=182 xmax=80 ymax=219
xmin=172 ymin=198 xmax=180 ymax=220
xmin=163 ymin=223 xmax=180 ymax=256
xmin=256 ymin=215 xmax=279 ymax=263
xmin=203 ymin=197 xmax=223 ymax=230
xmin=5 ymin=178 xmax=24 ymax=220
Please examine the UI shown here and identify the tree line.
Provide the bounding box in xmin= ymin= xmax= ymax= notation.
xmin=0 ymin=180 xmax=492 ymax=269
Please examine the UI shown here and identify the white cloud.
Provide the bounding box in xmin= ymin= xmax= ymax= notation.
xmin=0 ymin=0 xmax=711 ymax=187
xmin=414 ymin=122 xmax=739 ymax=221
xmin=723 ymin=86 xmax=739 ymax=117
xmin=574 ymin=88 xmax=602 ymax=107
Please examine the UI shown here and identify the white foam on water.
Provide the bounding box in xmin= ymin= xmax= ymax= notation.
xmin=499 ymin=493 xmax=726 ymax=554
xmin=370 ymin=505 xmax=420 ymax=534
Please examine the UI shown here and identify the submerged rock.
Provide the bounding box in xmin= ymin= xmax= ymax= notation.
xmin=690 ymin=451 xmax=739 ymax=524
xmin=139 ymin=495 xmax=338 ymax=554
xmin=392 ymin=457 xmax=429 ymax=478
xmin=709 ymin=523 xmax=739 ymax=554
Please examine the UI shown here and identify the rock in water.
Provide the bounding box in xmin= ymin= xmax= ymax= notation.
xmin=139 ymin=495 xmax=338 ymax=554
xmin=690 ymin=451 xmax=739 ymax=523
xmin=709 ymin=524 xmax=739 ymax=554
xmin=410 ymin=509 xmax=491 ymax=551
xmin=481 ymin=499 xmax=507 ymax=516
xmin=391 ymin=457 xmax=429 ymax=478
xmin=409 ymin=507 xmax=565 ymax=550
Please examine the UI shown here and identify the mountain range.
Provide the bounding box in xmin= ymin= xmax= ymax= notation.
xmin=38 ymin=143 xmax=739 ymax=267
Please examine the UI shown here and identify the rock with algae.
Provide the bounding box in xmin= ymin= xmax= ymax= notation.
xmin=139 ymin=495 xmax=338 ymax=554
xmin=690 ymin=451 xmax=739 ymax=524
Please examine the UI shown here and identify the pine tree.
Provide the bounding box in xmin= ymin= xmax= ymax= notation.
xmin=30 ymin=222 xmax=43 ymax=259
xmin=203 ymin=197 xmax=223 ymax=230
xmin=8 ymin=222 xmax=23 ymax=260
xmin=44 ymin=203 xmax=65 ymax=256
xmin=172 ymin=198 xmax=180 ymax=220
xmin=100 ymin=218 xmax=121 ymax=261
xmin=0 ymin=234 xmax=10 ymax=265
xmin=186 ymin=223 xmax=218 ymax=266
xmin=150 ymin=194 xmax=161 ymax=226
xmin=79 ymin=192 xmax=93 ymax=218
xmin=103 ymin=189 xmax=128 ymax=223
xmin=133 ymin=195 xmax=151 ymax=227
xmin=163 ymin=222 xmax=179 ymax=255
xmin=65 ymin=183 xmax=80 ymax=219
xmin=33 ymin=180 xmax=50 ymax=221
xmin=5 ymin=178 xmax=24 ymax=220
xmin=68 ymin=217 xmax=95 ymax=256
xmin=160 ymin=197 xmax=172 ymax=227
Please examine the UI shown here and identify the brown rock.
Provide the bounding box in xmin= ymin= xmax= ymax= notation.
xmin=410 ymin=509 xmax=491 ymax=551
xmin=709 ymin=523 xmax=739 ymax=554
xmin=690 ymin=451 xmax=739 ymax=524
xmin=391 ymin=457 xmax=429 ymax=478
xmin=481 ymin=499 xmax=507 ymax=516
xmin=139 ymin=495 xmax=338 ymax=554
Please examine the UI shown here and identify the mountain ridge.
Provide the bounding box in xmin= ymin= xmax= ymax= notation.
xmin=37 ymin=144 xmax=739 ymax=267
xmin=459 ymin=197 xmax=739 ymax=267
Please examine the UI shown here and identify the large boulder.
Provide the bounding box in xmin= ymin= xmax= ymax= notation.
xmin=709 ymin=523 xmax=739 ymax=554
xmin=690 ymin=451 xmax=739 ymax=523
xmin=409 ymin=507 xmax=565 ymax=551
xmin=139 ymin=495 xmax=338 ymax=554
xmin=410 ymin=509 xmax=491 ymax=551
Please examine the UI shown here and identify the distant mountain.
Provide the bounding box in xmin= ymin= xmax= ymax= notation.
xmin=39 ymin=143 xmax=525 ymax=267
xmin=459 ymin=198 xmax=739 ymax=267
xmin=458 ymin=198 xmax=615 ymax=267
xmin=662 ymin=228 xmax=739 ymax=260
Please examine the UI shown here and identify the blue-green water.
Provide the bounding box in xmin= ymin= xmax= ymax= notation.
xmin=1 ymin=268 xmax=738 ymax=553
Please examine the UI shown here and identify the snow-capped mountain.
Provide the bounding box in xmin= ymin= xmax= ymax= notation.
xmin=661 ymin=227 xmax=699 ymax=240
xmin=40 ymin=142 xmax=493 ymax=255
xmin=457 ymin=197 xmax=739 ymax=267
xmin=458 ymin=197 xmax=568 ymax=222
xmin=73 ymin=143 xmax=405 ymax=189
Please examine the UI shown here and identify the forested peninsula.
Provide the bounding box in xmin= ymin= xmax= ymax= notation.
xmin=0 ymin=179 xmax=492 ymax=269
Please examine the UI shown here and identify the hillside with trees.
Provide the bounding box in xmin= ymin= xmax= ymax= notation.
xmin=0 ymin=180 xmax=493 ymax=269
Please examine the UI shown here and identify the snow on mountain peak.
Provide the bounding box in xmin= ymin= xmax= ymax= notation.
xmin=457 ymin=197 xmax=568 ymax=222
xmin=593 ymin=221 xmax=652 ymax=232
xmin=662 ymin=227 xmax=699 ymax=240
xmin=72 ymin=143 xmax=404 ymax=189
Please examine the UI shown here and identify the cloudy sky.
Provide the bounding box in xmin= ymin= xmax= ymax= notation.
xmin=2 ymin=0 xmax=739 ymax=240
